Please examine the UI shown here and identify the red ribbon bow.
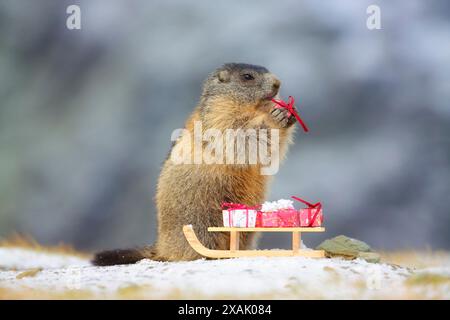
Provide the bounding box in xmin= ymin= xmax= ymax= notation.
xmin=271 ymin=96 xmax=309 ymax=132
xmin=291 ymin=196 xmax=322 ymax=227
xmin=221 ymin=203 xmax=261 ymax=210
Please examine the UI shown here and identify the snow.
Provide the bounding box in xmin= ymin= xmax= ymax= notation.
xmin=261 ymin=199 xmax=294 ymax=212
xmin=0 ymin=247 xmax=449 ymax=299
xmin=0 ymin=248 xmax=89 ymax=270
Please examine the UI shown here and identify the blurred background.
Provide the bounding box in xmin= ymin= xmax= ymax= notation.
xmin=0 ymin=0 xmax=449 ymax=252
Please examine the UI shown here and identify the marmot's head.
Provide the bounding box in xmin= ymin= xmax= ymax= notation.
xmin=202 ymin=63 xmax=281 ymax=106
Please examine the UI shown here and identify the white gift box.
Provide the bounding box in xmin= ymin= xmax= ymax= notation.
xmin=222 ymin=209 xmax=257 ymax=227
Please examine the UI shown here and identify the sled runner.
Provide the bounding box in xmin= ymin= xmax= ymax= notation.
xmin=183 ymin=225 xmax=326 ymax=258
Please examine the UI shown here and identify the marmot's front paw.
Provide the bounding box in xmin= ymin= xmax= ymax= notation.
xmin=270 ymin=107 xmax=296 ymax=128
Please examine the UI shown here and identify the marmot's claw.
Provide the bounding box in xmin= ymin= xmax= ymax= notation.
xmin=270 ymin=107 xmax=296 ymax=128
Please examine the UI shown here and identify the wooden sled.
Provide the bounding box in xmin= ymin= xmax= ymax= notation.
xmin=183 ymin=225 xmax=326 ymax=259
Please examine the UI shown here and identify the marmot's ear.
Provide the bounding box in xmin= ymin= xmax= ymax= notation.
xmin=218 ymin=70 xmax=230 ymax=83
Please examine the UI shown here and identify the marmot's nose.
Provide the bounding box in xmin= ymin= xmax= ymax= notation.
xmin=272 ymin=78 xmax=281 ymax=90
xmin=267 ymin=74 xmax=281 ymax=90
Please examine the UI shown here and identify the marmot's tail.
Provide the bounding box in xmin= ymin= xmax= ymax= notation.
xmin=91 ymin=245 xmax=157 ymax=266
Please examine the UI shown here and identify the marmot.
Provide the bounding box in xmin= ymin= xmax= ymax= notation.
xmin=92 ymin=63 xmax=296 ymax=265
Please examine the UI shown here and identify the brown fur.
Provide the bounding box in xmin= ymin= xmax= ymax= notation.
xmin=92 ymin=63 xmax=295 ymax=265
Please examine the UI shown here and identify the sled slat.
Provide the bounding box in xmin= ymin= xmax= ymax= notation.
xmin=230 ymin=230 xmax=239 ymax=251
xmin=292 ymin=232 xmax=300 ymax=253
xmin=208 ymin=227 xmax=325 ymax=232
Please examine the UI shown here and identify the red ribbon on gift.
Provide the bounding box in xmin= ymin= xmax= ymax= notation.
xmin=271 ymin=96 xmax=309 ymax=132
xmin=221 ymin=203 xmax=260 ymax=227
xmin=291 ymin=196 xmax=322 ymax=227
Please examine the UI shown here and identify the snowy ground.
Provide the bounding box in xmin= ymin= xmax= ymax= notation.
xmin=0 ymin=247 xmax=449 ymax=299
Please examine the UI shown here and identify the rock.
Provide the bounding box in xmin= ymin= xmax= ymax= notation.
xmin=318 ymin=240 xmax=359 ymax=258
xmin=316 ymin=235 xmax=377 ymax=262
xmin=357 ymin=252 xmax=381 ymax=263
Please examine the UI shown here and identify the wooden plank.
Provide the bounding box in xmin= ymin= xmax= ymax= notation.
xmin=183 ymin=225 xmax=325 ymax=259
xmin=230 ymin=230 xmax=239 ymax=251
xmin=292 ymin=232 xmax=301 ymax=253
xmin=208 ymin=227 xmax=325 ymax=232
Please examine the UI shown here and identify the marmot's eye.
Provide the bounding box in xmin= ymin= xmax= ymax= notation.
xmin=242 ymin=73 xmax=254 ymax=81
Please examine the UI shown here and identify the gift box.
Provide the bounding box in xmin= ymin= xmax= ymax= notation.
xmin=271 ymin=96 xmax=309 ymax=132
xmin=222 ymin=203 xmax=258 ymax=227
xmin=256 ymin=209 xmax=300 ymax=227
xmin=256 ymin=199 xmax=299 ymax=227
xmin=299 ymin=207 xmax=323 ymax=227
xmin=292 ymin=196 xmax=323 ymax=227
